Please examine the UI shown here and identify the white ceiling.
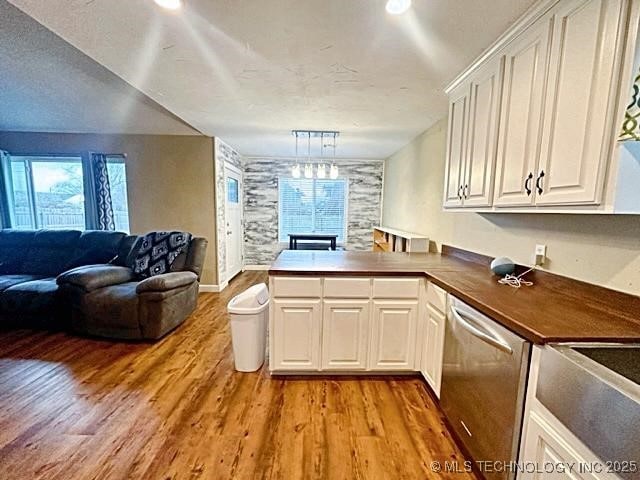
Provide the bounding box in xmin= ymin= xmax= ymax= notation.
xmin=0 ymin=0 xmax=200 ymax=136
xmin=7 ymin=0 xmax=536 ymax=158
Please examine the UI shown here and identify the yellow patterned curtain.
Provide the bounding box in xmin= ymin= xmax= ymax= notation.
xmin=620 ymin=69 xmax=640 ymax=141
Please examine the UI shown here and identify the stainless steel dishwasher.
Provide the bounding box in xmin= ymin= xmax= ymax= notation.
xmin=441 ymin=296 xmax=531 ymax=480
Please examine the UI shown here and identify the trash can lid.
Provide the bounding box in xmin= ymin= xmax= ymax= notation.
xmin=228 ymin=283 xmax=269 ymax=311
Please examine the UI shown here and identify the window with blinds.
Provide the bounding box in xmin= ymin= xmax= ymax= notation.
xmin=278 ymin=177 xmax=348 ymax=243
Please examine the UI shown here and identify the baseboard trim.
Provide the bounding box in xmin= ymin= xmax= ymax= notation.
xmin=199 ymin=281 xmax=228 ymax=293
xmin=243 ymin=265 xmax=270 ymax=271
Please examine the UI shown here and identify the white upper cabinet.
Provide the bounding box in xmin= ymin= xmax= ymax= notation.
xmin=444 ymin=55 xmax=503 ymax=208
xmin=443 ymin=0 xmax=639 ymax=213
xmin=443 ymin=83 xmax=469 ymax=207
xmin=494 ymin=15 xmax=552 ymax=207
xmin=536 ymin=0 xmax=626 ymax=206
xmin=464 ymin=55 xmax=504 ymax=207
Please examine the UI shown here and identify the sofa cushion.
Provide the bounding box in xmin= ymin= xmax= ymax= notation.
xmin=21 ymin=230 xmax=82 ymax=276
xmin=57 ymin=265 xmax=134 ymax=292
xmin=65 ymin=230 xmax=127 ymax=270
xmin=0 ymin=278 xmax=59 ymax=315
xmin=136 ymin=271 xmax=197 ymax=293
xmin=0 ymin=274 xmax=44 ymax=292
xmin=0 ymin=230 xmax=37 ymax=274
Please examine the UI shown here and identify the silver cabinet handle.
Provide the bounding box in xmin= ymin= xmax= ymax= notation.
xmin=450 ymin=305 xmax=513 ymax=354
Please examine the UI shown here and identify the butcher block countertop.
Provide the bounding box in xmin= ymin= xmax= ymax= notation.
xmin=269 ymin=249 xmax=640 ymax=345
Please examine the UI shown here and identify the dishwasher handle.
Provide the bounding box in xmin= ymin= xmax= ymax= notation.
xmin=450 ymin=305 xmax=513 ymax=355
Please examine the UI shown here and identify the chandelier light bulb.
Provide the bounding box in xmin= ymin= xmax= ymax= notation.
xmin=292 ymin=164 xmax=301 ymax=178
xmin=317 ymin=164 xmax=327 ymax=179
xmin=385 ymin=0 xmax=411 ymax=15
xmin=304 ymin=164 xmax=314 ymax=179
xmin=154 ymin=0 xmax=182 ymax=10
xmin=330 ymin=164 xmax=339 ymax=179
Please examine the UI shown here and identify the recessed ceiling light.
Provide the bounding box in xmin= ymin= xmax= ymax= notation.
xmin=154 ymin=0 xmax=182 ymax=10
xmin=385 ymin=0 xmax=411 ymax=15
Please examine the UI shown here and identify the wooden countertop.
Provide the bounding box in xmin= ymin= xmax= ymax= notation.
xmin=269 ymin=250 xmax=640 ymax=345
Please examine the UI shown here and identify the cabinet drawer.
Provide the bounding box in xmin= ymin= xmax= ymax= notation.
xmin=324 ymin=277 xmax=371 ymax=298
xmin=426 ymin=282 xmax=447 ymax=313
xmin=372 ymin=278 xmax=421 ymax=298
xmin=272 ymin=277 xmax=322 ymax=297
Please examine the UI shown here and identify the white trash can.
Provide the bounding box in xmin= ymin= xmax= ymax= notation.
xmin=227 ymin=283 xmax=269 ymax=372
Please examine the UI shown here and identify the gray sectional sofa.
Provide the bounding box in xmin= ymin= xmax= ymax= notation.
xmin=0 ymin=229 xmax=207 ymax=340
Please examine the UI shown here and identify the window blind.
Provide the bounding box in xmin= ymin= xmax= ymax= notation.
xmin=278 ymin=177 xmax=347 ymax=243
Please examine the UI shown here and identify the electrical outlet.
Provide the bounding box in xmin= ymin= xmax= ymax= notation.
xmin=534 ymin=244 xmax=547 ymax=266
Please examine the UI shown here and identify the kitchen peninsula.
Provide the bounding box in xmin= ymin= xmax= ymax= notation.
xmin=268 ymin=248 xmax=640 ymax=374
xmin=269 ymin=249 xmax=640 ymax=345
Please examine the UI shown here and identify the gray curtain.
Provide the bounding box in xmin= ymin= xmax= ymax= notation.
xmin=86 ymin=153 xmax=115 ymax=231
xmin=0 ymin=151 xmax=12 ymax=229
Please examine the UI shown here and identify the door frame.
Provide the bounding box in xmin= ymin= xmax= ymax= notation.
xmin=224 ymin=162 xmax=243 ymax=281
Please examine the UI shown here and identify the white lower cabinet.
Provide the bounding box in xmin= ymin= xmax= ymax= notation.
xmin=270 ymin=276 xmax=446 ymax=375
xmin=271 ymin=298 xmax=321 ymax=371
xmin=520 ymin=411 xmax=603 ymax=480
xmin=321 ymin=299 xmax=370 ymax=370
xmin=369 ymin=300 xmax=419 ymax=370
xmin=420 ymin=304 xmax=446 ymax=397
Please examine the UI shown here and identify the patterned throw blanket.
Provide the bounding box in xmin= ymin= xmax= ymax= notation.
xmin=131 ymin=231 xmax=192 ymax=279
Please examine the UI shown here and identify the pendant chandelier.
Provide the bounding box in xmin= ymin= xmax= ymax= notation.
xmin=291 ymin=130 xmax=339 ymax=179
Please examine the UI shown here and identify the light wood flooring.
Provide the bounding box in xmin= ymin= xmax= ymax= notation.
xmin=0 ymin=271 xmax=477 ymax=480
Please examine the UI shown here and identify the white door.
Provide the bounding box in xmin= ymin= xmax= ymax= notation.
xmin=535 ymin=0 xmax=626 ymax=206
xmin=494 ymin=16 xmax=552 ymax=207
xmin=420 ymin=305 xmax=446 ymax=397
xmin=224 ymin=165 xmax=243 ymax=280
xmin=443 ymin=82 xmax=470 ymax=208
xmin=369 ymin=300 xmax=418 ymax=370
xmin=272 ymin=299 xmax=321 ymax=371
xmin=321 ymin=299 xmax=370 ymax=370
xmin=463 ymin=54 xmax=504 ymax=207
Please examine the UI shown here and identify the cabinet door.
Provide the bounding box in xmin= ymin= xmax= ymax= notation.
xmin=519 ymin=411 xmax=604 ymax=480
xmin=370 ymin=300 xmax=418 ymax=370
xmin=272 ymin=299 xmax=321 ymax=371
xmin=321 ymin=300 xmax=370 ymax=370
xmin=494 ymin=16 xmax=552 ymax=207
xmin=463 ymin=55 xmax=504 ymax=207
xmin=443 ymin=82 xmax=469 ymax=208
xmin=420 ymin=305 xmax=446 ymax=397
xmin=536 ymin=0 xmax=626 ymax=206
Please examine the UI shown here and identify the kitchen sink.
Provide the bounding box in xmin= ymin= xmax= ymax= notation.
xmin=572 ymin=346 xmax=640 ymax=385
xmin=536 ymin=344 xmax=640 ymax=480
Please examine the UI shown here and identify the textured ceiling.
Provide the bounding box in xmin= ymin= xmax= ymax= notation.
xmin=6 ymin=0 xmax=536 ymax=157
xmin=0 ymin=0 xmax=199 ymax=136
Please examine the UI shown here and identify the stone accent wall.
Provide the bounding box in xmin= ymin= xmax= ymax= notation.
xmin=243 ymin=157 xmax=383 ymax=265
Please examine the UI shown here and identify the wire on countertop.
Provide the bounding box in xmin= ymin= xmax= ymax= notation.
xmin=498 ymin=266 xmax=536 ymax=288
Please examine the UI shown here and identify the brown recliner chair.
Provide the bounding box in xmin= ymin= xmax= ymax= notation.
xmin=57 ymin=237 xmax=208 ymax=340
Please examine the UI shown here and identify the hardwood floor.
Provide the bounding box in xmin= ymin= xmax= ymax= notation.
xmin=0 ymin=271 xmax=477 ymax=480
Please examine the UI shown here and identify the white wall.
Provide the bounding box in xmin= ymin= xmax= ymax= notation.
xmin=382 ymin=118 xmax=640 ymax=295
